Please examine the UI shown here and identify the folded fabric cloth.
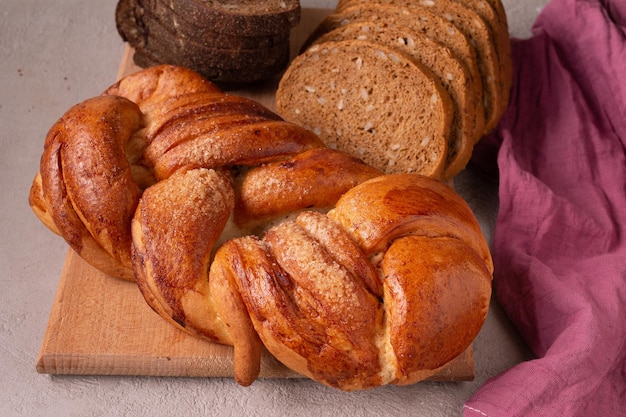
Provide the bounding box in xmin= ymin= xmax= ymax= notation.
xmin=463 ymin=0 xmax=626 ymax=416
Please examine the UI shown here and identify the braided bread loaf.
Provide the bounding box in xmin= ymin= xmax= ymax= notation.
xmin=29 ymin=65 xmax=493 ymax=390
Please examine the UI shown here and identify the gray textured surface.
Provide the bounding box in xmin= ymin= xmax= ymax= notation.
xmin=1 ymin=1 xmax=546 ymax=416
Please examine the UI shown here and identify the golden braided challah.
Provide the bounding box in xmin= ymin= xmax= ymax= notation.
xmin=29 ymin=65 xmax=493 ymax=391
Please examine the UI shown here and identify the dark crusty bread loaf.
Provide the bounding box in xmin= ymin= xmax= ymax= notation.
xmin=276 ymin=40 xmax=454 ymax=178
xmin=132 ymin=46 xmax=287 ymax=87
xmin=119 ymin=5 xmax=290 ymax=71
xmin=115 ymin=0 xmax=299 ymax=87
xmin=312 ymin=21 xmax=483 ymax=179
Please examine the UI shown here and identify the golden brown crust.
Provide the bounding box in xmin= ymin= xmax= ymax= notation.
xmin=34 ymin=95 xmax=143 ymax=280
xmin=30 ymin=65 xmax=493 ymax=391
xmin=327 ymin=173 xmax=494 ymax=272
xmin=216 ymin=175 xmax=492 ymax=390
xmin=132 ymin=168 xmax=234 ymax=343
xmin=234 ymin=148 xmax=382 ymax=226
xmin=382 ymin=235 xmax=492 ymax=385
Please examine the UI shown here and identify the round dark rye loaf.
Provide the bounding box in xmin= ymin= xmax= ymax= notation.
xmin=312 ymin=22 xmax=482 ymax=180
xmin=276 ymin=40 xmax=454 ymax=179
xmin=154 ymin=0 xmax=301 ymax=36
xmin=132 ymin=46 xmax=287 ymax=87
xmin=116 ymin=0 xmax=291 ymax=86
xmin=125 ymin=14 xmax=290 ymax=71
xmin=336 ymin=0 xmax=503 ymax=133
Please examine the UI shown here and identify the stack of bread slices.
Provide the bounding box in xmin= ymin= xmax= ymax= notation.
xmin=276 ymin=0 xmax=511 ymax=181
xmin=115 ymin=0 xmax=301 ymax=88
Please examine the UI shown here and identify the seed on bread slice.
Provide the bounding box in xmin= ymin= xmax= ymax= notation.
xmin=312 ymin=22 xmax=480 ymax=180
xmin=335 ymin=0 xmax=503 ymax=133
xmin=276 ymin=40 xmax=454 ymax=179
xmin=301 ymin=5 xmax=484 ymax=132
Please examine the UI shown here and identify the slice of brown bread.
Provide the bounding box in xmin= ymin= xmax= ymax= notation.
xmin=116 ymin=0 xmax=290 ymax=86
xmin=150 ymin=0 xmax=301 ymax=36
xmin=454 ymin=0 xmax=512 ymax=126
xmin=139 ymin=0 xmax=291 ymax=50
xmin=301 ymin=5 xmax=483 ymax=121
xmin=132 ymin=48 xmax=287 ymax=88
xmin=312 ymin=21 xmax=480 ymax=180
xmin=276 ymin=39 xmax=454 ymax=179
xmin=117 ymin=0 xmax=290 ymax=70
xmin=335 ymin=0 xmax=503 ymax=133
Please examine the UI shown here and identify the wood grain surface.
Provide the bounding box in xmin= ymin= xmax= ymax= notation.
xmin=36 ymin=8 xmax=475 ymax=383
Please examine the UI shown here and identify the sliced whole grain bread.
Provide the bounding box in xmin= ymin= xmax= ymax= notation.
xmin=301 ymin=5 xmax=484 ymax=121
xmin=116 ymin=0 xmax=292 ymax=86
xmin=276 ymin=40 xmax=454 ymax=179
xmin=336 ymin=0 xmax=503 ymax=133
xmin=453 ymin=0 xmax=512 ymax=126
xmin=312 ymin=21 xmax=481 ymax=179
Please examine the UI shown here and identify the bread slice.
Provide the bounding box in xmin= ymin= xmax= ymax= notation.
xmin=139 ymin=0 xmax=291 ymax=50
xmin=312 ymin=22 xmax=480 ymax=180
xmin=276 ymin=40 xmax=454 ymax=179
xmin=132 ymin=48 xmax=286 ymax=88
xmin=335 ymin=0 xmax=502 ymax=133
xmin=116 ymin=0 xmax=290 ymax=86
xmin=457 ymin=0 xmax=512 ymax=128
xmin=149 ymin=0 xmax=301 ymax=36
xmin=302 ymin=5 xmax=483 ymax=119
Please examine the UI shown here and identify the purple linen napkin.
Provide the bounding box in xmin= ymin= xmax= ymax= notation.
xmin=463 ymin=0 xmax=626 ymax=416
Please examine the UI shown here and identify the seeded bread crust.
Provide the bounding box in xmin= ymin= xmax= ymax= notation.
xmin=276 ymin=40 xmax=454 ymax=179
xmin=312 ymin=22 xmax=480 ymax=179
xmin=337 ymin=0 xmax=503 ymax=133
xmin=153 ymin=0 xmax=301 ymax=36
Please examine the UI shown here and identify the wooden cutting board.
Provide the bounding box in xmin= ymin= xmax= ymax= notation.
xmin=36 ymin=8 xmax=475 ymax=383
